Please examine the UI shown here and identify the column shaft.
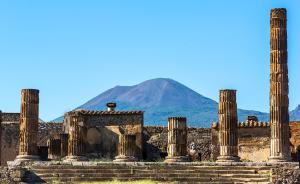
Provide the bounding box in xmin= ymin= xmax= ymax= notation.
xmin=60 ymin=133 xmax=69 ymax=158
xmin=165 ymin=117 xmax=189 ymax=162
xmin=65 ymin=115 xmax=87 ymax=161
xmin=16 ymin=89 xmax=40 ymax=161
xmin=217 ymin=90 xmax=240 ymax=162
xmin=114 ymin=134 xmax=137 ymax=162
xmin=269 ymin=8 xmax=291 ymax=162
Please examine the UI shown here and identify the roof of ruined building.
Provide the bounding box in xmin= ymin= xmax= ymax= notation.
xmin=65 ymin=109 xmax=144 ymax=116
xmin=212 ymin=121 xmax=300 ymax=129
xmin=1 ymin=113 xmax=20 ymax=122
xmin=211 ymin=120 xmax=270 ymax=129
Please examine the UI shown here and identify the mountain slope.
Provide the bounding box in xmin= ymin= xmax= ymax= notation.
xmin=53 ymin=78 xmax=271 ymax=127
xmin=290 ymin=105 xmax=300 ymax=121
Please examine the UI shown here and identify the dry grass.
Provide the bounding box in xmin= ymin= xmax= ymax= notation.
xmin=77 ymin=180 xmax=171 ymax=184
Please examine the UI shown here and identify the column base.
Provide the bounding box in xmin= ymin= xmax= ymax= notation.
xmin=216 ymin=155 xmax=240 ymax=163
xmin=268 ymin=156 xmax=292 ymax=163
xmin=15 ymin=155 xmax=40 ymax=162
xmin=113 ymin=155 xmax=138 ymax=162
xmin=8 ymin=155 xmax=40 ymax=167
xmin=164 ymin=156 xmax=190 ymax=163
xmin=63 ymin=156 xmax=88 ymax=162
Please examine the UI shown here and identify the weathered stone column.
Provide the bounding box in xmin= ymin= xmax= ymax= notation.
xmin=269 ymin=8 xmax=291 ymax=162
xmin=114 ymin=134 xmax=137 ymax=162
xmin=16 ymin=89 xmax=40 ymax=161
xmin=47 ymin=138 xmax=61 ymax=160
xmin=217 ymin=90 xmax=240 ymax=162
xmin=65 ymin=113 xmax=87 ymax=161
xmin=165 ymin=117 xmax=189 ymax=162
xmin=60 ymin=133 xmax=69 ymax=158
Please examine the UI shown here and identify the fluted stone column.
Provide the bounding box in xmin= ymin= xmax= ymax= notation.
xmin=269 ymin=8 xmax=291 ymax=162
xmin=114 ymin=134 xmax=137 ymax=162
xmin=217 ymin=90 xmax=240 ymax=162
xmin=165 ymin=117 xmax=189 ymax=162
xmin=65 ymin=114 xmax=87 ymax=161
xmin=60 ymin=133 xmax=69 ymax=158
xmin=47 ymin=138 xmax=61 ymax=160
xmin=16 ymin=89 xmax=40 ymax=161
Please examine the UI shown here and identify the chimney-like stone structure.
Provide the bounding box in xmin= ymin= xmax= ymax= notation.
xmin=60 ymin=133 xmax=69 ymax=158
xmin=165 ymin=117 xmax=189 ymax=162
xmin=65 ymin=113 xmax=87 ymax=161
xmin=269 ymin=8 xmax=291 ymax=162
xmin=16 ymin=89 xmax=40 ymax=161
xmin=107 ymin=102 xmax=116 ymax=112
xmin=217 ymin=90 xmax=240 ymax=162
xmin=114 ymin=134 xmax=137 ymax=162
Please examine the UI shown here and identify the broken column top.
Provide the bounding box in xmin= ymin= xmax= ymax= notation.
xmin=168 ymin=117 xmax=186 ymax=122
xmin=271 ymin=8 xmax=286 ymax=18
xmin=21 ymin=89 xmax=39 ymax=93
xmin=219 ymin=89 xmax=236 ymax=102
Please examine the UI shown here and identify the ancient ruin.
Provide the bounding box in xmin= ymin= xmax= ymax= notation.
xmin=63 ymin=105 xmax=143 ymax=160
xmin=164 ymin=117 xmax=189 ymax=162
xmin=65 ymin=112 xmax=87 ymax=161
xmin=0 ymin=7 xmax=299 ymax=184
xmin=60 ymin=133 xmax=68 ymax=158
xmin=269 ymin=8 xmax=291 ymax=162
xmin=15 ymin=89 xmax=40 ymax=162
xmin=217 ymin=90 xmax=240 ymax=162
xmin=114 ymin=134 xmax=138 ymax=162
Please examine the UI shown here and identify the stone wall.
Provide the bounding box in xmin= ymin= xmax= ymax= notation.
xmin=64 ymin=110 xmax=144 ymax=160
xmin=0 ymin=119 xmax=63 ymax=165
xmin=143 ymin=126 xmax=211 ymax=161
xmin=1 ymin=122 xmax=19 ymax=165
xmin=211 ymin=121 xmax=300 ymax=162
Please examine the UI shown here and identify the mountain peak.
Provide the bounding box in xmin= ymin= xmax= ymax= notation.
xmin=53 ymin=78 xmax=272 ymax=127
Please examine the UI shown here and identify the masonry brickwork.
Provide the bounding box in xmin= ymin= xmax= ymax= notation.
xmin=64 ymin=109 xmax=144 ymax=160
xmin=211 ymin=120 xmax=300 ymax=162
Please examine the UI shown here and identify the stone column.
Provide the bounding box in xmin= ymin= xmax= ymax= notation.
xmin=65 ymin=114 xmax=87 ymax=161
xmin=16 ymin=89 xmax=40 ymax=161
xmin=60 ymin=133 xmax=69 ymax=158
xmin=217 ymin=90 xmax=240 ymax=162
xmin=47 ymin=138 xmax=61 ymax=160
xmin=114 ymin=134 xmax=137 ymax=162
xmin=269 ymin=8 xmax=291 ymax=162
xmin=165 ymin=117 xmax=189 ymax=162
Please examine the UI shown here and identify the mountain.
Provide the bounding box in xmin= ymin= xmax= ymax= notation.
xmin=290 ymin=105 xmax=300 ymax=121
xmin=53 ymin=78 xmax=271 ymax=127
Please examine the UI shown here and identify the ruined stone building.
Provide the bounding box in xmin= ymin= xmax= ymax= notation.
xmin=0 ymin=8 xmax=298 ymax=169
xmin=211 ymin=117 xmax=300 ymax=162
xmin=62 ymin=107 xmax=143 ymax=161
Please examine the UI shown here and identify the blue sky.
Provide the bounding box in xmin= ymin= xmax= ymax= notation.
xmin=0 ymin=1 xmax=299 ymax=121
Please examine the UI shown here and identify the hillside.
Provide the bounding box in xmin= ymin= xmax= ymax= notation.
xmin=53 ymin=78 xmax=272 ymax=127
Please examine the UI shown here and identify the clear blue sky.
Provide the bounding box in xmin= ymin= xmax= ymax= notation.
xmin=1 ymin=1 xmax=299 ymax=121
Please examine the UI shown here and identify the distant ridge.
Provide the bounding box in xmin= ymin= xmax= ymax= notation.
xmin=290 ymin=105 xmax=300 ymax=121
xmin=52 ymin=78 xmax=277 ymax=127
